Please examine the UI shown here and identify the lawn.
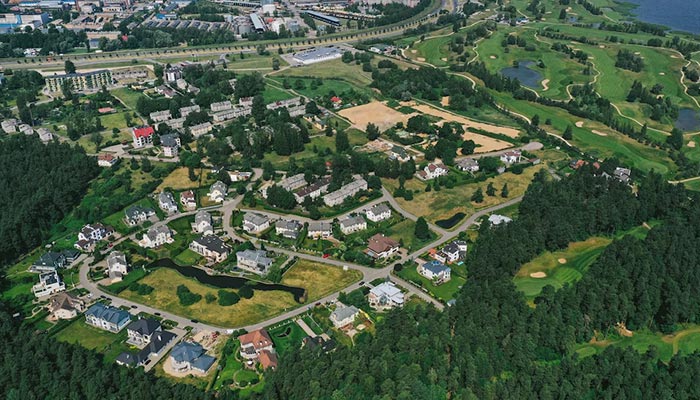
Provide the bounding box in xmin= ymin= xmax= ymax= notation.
xmin=384 ymin=219 xmax=437 ymax=252
xmin=111 ymin=87 xmax=146 ymax=111
xmin=396 ymin=262 xmax=466 ymax=302
xmin=157 ymin=166 xmax=215 ymax=191
xmin=269 ymin=77 xmax=368 ymax=100
xmin=273 ymin=59 xmax=374 ymax=88
xmin=262 ymin=84 xmax=295 ymax=104
xmin=281 ymin=259 xmax=362 ymax=301
xmin=408 ymin=35 xmax=453 ymax=67
xmin=268 ymin=320 xmax=307 ymax=354
xmin=54 ymin=317 xmax=134 ymax=364
xmin=101 ymin=268 xmax=149 ymax=295
xmin=173 ymin=249 xmax=204 ymax=266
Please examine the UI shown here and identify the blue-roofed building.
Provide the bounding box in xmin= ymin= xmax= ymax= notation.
xmin=170 ymin=342 xmax=216 ymax=374
xmin=418 ymin=260 xmax=451 ymax=284
xmin=85 ymin=303 xmax=131 ymax=332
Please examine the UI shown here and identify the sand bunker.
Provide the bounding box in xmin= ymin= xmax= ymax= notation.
xmin=339 ymin=101 xmax=411 ymax=131
xmin=417 ymin=57 xmax=426 ymax=62
xmin=541 ymin=79 xmax=550 ymax=91
xmin=411 ymin=49 xmax=417 ymax=53
xmin=659 ymin=72 xmax=666 ymax=75
xmin=489 ymin=55 xmax=497 ymax=59
xmin=688 ymin=141 xmax=696 ymax=148
xmin=575 ymin=121 xmax=584 ymax=128
xmin=671 ymin=55 xmax=679 ymax=59
xmin=558 ymin=258 xmax=567 ymax=264
xmin=441 ymin=96 xmax=450 ymax=106
xmin=440 ymin=57 xmax=448 ymax=62
xmin=592 ymin=130 xmax=608 ymax=136
xmin=599 ymin=45 xmax=605 ymax=48
xmin=530 ymin=272 xmax=547 ymax=278
xmin=634 ymin=51 xmax=641 ymax=55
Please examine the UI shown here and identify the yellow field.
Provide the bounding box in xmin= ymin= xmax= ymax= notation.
xmin=338 ymin=101 xmax=412 ymax=131
xmin=157 ymin=167 xmax=214 ymax=191
xmin=281 ymin=259 xmax=361 ymax=300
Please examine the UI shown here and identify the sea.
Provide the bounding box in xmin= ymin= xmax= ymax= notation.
xmin=623 ymin=0 xmax=700 ymax=34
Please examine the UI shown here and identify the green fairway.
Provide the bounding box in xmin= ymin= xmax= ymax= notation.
xmin=409 ymin=35 xmax=453 ymax=67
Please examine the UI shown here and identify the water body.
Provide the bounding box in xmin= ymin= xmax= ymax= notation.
xmin=500 ymin=61 xmax=544 ymax=89
xmin=675 ymin=108 xmax=700 ymax=132
xmin=150 ymin=259 xmax=306 ymax=302
xmin=623 ymin=0 xmax=700 ymax=34
xmin=436 ymin=212 xmax=466 ymax=229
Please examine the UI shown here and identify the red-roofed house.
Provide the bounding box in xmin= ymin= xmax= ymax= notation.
xmin=238 ymin=329 xmax=275 ymax=360
xmin=330 ymin=96 xmax=342 ymax=109
xmin=132 ymin=126 xmax=155 ymax=148
xmin=258 ymin=350 xmax=278 ymax=370
xmin=98 ymin=153 xmax=118 ymax=167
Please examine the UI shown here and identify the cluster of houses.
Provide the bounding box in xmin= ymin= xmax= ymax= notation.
xmin=417 ymin=163 xmax=449 ymax=181
xmin=264 ymin=173 xmax=369 ymax=208
xmin=74 ymin=223 xmax=114 ymax=252
xmin=417 ymin=239 xmax=468 ymax=285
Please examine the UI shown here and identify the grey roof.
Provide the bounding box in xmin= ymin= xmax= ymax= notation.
xmin=85 ymin=303 xmax=131 ymax=325
xmin=457 ymin=158 xmax=478 ymax=168
xmin=391 ymin=145 xmax=408 ymax=158
xmin=192 ymin=235 xmax=230 ymax=254
xmin=331 ymin=305 xmax=359 ymax=321
xmin=237 ymin=249 xmax=273 ymax=268
xmin=422 ymin=261 xmax=451 ymax=275
xmin=244 ymin=213 xmax=269 ymax=226
xmin=340 ymin=215 xmax=365 ymax=229
xmin=159 ymin=191 xmax=176 ymax=207
xmin=170 ymin=341 xmax=216 ymax=371
xmin=126 ymin=318 xmax=161 ymax=336
xmin=107 ymin=251 xmax=127 ymax=268
xmin=443 ymin=242 xmax=461 ymax=254
xmin=308 ymin=221 xmax=332 ymax=232
xmin=195 ymin=210 xmax=212 ymax=225
xmin=160 ymin=133 xmax=179 ymax=147
xmin=146 ymin=225 xmax=172 ymax=241
xmin=34 ymin=252 xmax=65 ymax=268
xmin=368 ymin=203 xmax=391 ymax=216
xmin=125 ymin=205 xmax=154 ymax=220
xmin=210 ymin=180 xmax=228 ymax=194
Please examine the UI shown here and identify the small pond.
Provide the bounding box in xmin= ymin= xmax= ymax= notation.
xmin=436 ymin=212 xmax=466 ymax=229
xmin=150 ymin=258 xmax=306 ymax=302
xmin=500 ymin=60 xmax=544 ymax=89
xmin=675 ymin=108 xmax=700 ymax=132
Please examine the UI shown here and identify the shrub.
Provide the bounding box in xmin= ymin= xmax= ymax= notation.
xmin=176 ymin=285 xmax=202 ymax=306
xmin=218 ymin=290 xmax=240 ymax=306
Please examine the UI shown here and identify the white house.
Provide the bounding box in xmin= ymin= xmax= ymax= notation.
xmin=160 ymin=133 xmax=180 ymax=158
xmin=169 ymin=342 xmax=216 ymax=374
xmin=48 ymin=292 xmax=85 ymax=320
xmin=456 ymin=158 xmax=479 ymax=173
xmin=132 ymin=126 xmax=155 ymax=148
xmin=330 ymin=305 xmax=359 ymax=328
xmin=365 ymin=234 xmax=400 ymax=259
xmin=417 ymin=163 xmax=448 ymax=180
xmin=179 ymin=105 xmax=200 ymax=117
xmin=228 ymin=170 xmax=253 ymax=182
xmin=189 ymin=235 xmax=231 ymax=263
xmin=307 ymin=221 xmax=332 ymax=239
xmin=32 ymin=271 xmax=66 ymax=298
xmin=488 ymin=214 xmax=512 ymax=226
xmin=366 ymin=203 xmax=391 ymax=222
xmin=85 ymin=303 xmax=131 ymax=333
xmin=139 ymin=225 xmax=173 ymax=248
xmin=125 ymin=318 xmax=162 ymax=346
xmin=323 ymin=178 xmax=368 ymax=207
xmin=190 ymin=122 xmax=213 ymax=137
xmin=368 ymin=282 xmax=404 ymax=310
xmin=236 ymin=249 xmax=273 ymax=275
xmin=419 ymin=261 xmax=452 ymax=284
xmin=180 ymin=190 xmax=196 ymax=210
xmin=210 ymin=100 xmax=232 ymax=112
xmin=158 ymin=191 xmax=178 ymax=214
xmin=150 ymin=110 xmax=172 ymax=123
xmin=243 ymin=213 xmax=270 ymax=234
xmin=275 ymin=219 xmax=303 ymax=240
xmin=500 ymin=150 xmax=522 ymax=164
xmin=106 ymin=251 xmax=129 ymax=281
xmin=208 ymin=181 xmax=228 ymax=203
xmin=339 ymin=215 xmax=367 ymax=235
xmin=124 ymin=206 xmax=155 ymax=226
xmin=75 ymin=223 xmax=114 ymax=251
xmin=97 ymin=153 xmax=118 ymax=167
xmin=192 ymin=210 xmax=213 ymax=235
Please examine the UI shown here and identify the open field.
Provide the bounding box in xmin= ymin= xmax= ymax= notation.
xmin=410 ymin=101 xmax=521 ymax=138
xmin=274 ymin=59 xmax=375 ymax=88
xmin=54 ymin=317 xmax=133 ymax=363
xmin=396 ymin=262 xmax=466 ymax=302
xmin=339 ymin=101 xmax=411 ymax=131
xmin=268 ymin=321 xmax=307 ymax=354
xmin=157 ymin=167 xmax=215 ymax=191
xmin=280 ymin=259 xmax=362 ymax=301
xmin=111 ymin=87 xmax=145 ymax=111
xmin=407 ymin=35 xmax=453 ymax=67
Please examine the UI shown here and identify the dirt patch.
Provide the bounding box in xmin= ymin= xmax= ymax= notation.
xmin=440 ymin=96 xmax=450 ymax=107
xmin=575 ymin=121 xmax=584 ymax=128
xmin=688 ymin=141 xmax=696 ymax=148
xmin=530 ymin=272 xmax=547 ymax=278
xmin=616 ymin=322 xmax=634 ymax=337
xmin=541 ymin=79 xmax=550 ymax=91
xmin=592 ymin=130 xmax=608 ymax=136
xmin=558 ymin=258 xmax=567 ymax=264
xmin=410 ymin=49 xmax=417 ymax=54
xmin=339 ymin=101 xmax=412 ymax=131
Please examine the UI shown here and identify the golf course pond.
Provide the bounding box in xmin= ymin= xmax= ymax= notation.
xmin=500 ymin=61 xmax=544 ymax=89
xmin=675 ymin=108 xmax=700 ymax=132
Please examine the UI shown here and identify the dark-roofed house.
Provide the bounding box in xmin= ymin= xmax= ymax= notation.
xmin=116 ymin=330 xmax=176 ymax=368
xmin=124 ymin=205 xmax=155 ymax=226
xmin=614 ymin=167 xmax=632 ymax=184
xmin=390 ymin=145 xmax=410 ymax=162
xmin=49 ymin=292 xmax=86 ymax=320
xmin=158 ymin=191 xmax=178 ymax=214
xmin=169 ymin=342 xmax=216 ymax=374
xmin=85 ymin=303 xmax=131 ymax=332
xmin=365 ymin=233 xmax=400 ymax=259
xmin=302 ymin=335 xmax=337 ymax=353
xmin=275 ymin=219 xmax=303 ymax=240
xmin=75 ymin=223 xmax=114 ymax=251
xmin=32 ymin=271 xmax=66 ymax=298
xmin=30 ymin=251 xmax=66 ymax=273
xmin=126 ymin=318 xmax=162 ymax=346
xmin=243 ymin=213 xmax=270 ymax=234
xmin=160 ymin=133 xmax=181 ymax=157
xmin=189 ymin=235 xmax=231 ymax=263
xmin=419 ymin=260 xmax=452 ymax=284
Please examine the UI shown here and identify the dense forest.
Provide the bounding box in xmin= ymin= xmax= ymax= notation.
xmin=0 ymin=136 xmax=99 ymax=265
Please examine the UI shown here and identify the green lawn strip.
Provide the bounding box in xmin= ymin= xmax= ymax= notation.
xmin=262 ymin=84 xmax=295 ymax=104
xmin=396 ymin=262 xmax=466 ymax=302
xmin=54 ymin=317 xmax=134 ymax=364
xmin=100 ymin=268 xmax=149 ymax=295
xmin=268 ymin=320 xmax=307 ymax=354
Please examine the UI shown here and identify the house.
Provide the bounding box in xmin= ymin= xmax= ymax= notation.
xmin=228 ymin=170 xmax=253 ymax=182
xmin=169 ymin=342 xmax=216 ymax=374
xmin=158 ymin=191 xmax=178 ymax=214
xmin=390 ymin=145 xmax=410 ymax=162
xmin=193 ymin=210 xmax=213 ymax=235
xmin=210 ymin=100 xmax=232 ymax=112
xmin=275 ymin=219 xmax=303 ymax=240
xmin=32 ymin=271 xmax=66 ymax=298
xmin=488 ymin=214 xmax=512 ymax=226
xmin=365 ymin=234 xmax=400 ymax=259
xmin=125 ymin=318 xmax=162 ymax=346
xmin=116 ymin=330 xmax=176 ymax=368
xmin=179 ymin=104 xmax=200 ymax=117
xmin=107 ymin=251 xmax=129 ymax=281
xmin=417 ymin=163 xmax=448 ymax=180
xmin=236 ymin=249 xmax=273 ymax=275
xmin=97 ymin=153 xmax=118 ymax=167
xmin=238 ymin=329 xmax=274 ymax=360
xmin=139 ymin=225 xmax=174 ymax=248
xmin=190 ymin=122 xmax=213 ymax=137
xmin=75 ymin=223 xmax=114 ymax=251
xmin=164 ymin=66 xmax=182 ymax=82
xmin=368 ymin=282 xmax=404 ymax=310
xmin=278 ymin=173 xmax=307 ymax=192
xmin=190 ymin=235 xmax=231 ymax=263
xmin=419 ymin=260 xmax=452 ymax=284
xmin=48 ymin=292 xmax=85 ymax=320
xmin=323 ymin=178 xmax=368 ymax=207
xmin=36 ymin=127 xmax=53 ymax=143
xmin=160 ymin=133 xmax=181 ymax=157
xmin=614 ymin=167 xmax=632 ymax=184
xmin=124 ymin=205 xmax=155 ymax=226
xmin=330 ymin=305 xmax=359 ymax=328
xmin=339 ymin=215 xmax=367 ymax=235
xmin=302 ymin=335 xmax=337 ymax=353
xmin=180 ymin=190 xmax=196 ymax=210
xmin=456 ymin=158 xmax=479 ymax=173
xmin=208 ymin=181 xmax=228 ymax=203
xmin=293 ymin=177 xmax=332 ymax=204
xmin=307 ymin=221 xmax=332 ymax=239
xmin=1 ymin=118 xmax=17 ymax=133
xmin=500 ymin=150 xmax=522 ymax=164
xmin=366 ymin=203 xmax=391 ymax=222
xmin=258 ymin=350 xmax=278 ymax=370
xmin=30 ymin=251 xmax=66 ymax=273
xmin=243 ymin=213 xmax=270 ymax=234
xmin=433 ymin=240 xmax=467 ymax=264
xmin=85 ymin=303 xmax=131 ymax=332
xmin=150 ymin=110 xmax=172 ymax=123
xmin=132 ymin=126 xmax=155 ymax=148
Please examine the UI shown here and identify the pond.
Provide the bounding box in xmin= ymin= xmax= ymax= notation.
xmin=675 ymin=108 xmax=700 ymax=131
xmin=500 ymin=61 xmax=544 ymax=89
xmin=150 ymin=259 xmax=306 ymax=302
xmin=436 ymin=212 xmax=466 ymax=229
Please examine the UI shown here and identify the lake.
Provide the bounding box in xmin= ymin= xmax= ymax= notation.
xmin=675 ymin=109 xmax=700 ymax=132
xmin=150 ymin=258 xmax=307 ymax=302
xmin=500 ymin=61 xmax=544 ymax=89
xmin=623 ymin=0 xmax=700 ymax=34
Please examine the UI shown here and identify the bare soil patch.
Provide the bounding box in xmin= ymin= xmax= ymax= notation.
xmin=489 ymin=55 xmax=497 ymax=59
xmin=339 ymin=101 xmax=411 ymax=131
xmin=688 ymin=141 xmax=696 ymax=148
xmin=417 ymin=57 xmax=426 ymax=62
xmin=441 ymin=96 xmax=450 ymax=107
xmin=558 ymin=258 xmax=567 ymax=264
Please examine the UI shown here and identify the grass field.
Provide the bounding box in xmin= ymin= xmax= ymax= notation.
xmin=280 ymin=259 xmax=362 ymax=301
xmin=396 ymin=262 xmax=466 ymax=302
xmin=111 ymin=87 xmax=145 ymax=111
xmin=262 ymin=84 xmax=295 ymax=104
xmin=273 ymin=59 xmax=375 ymax=89
xmin=54 ymin=317 xmax=133 ymax=364
xmin=408 ymin=35 xmax=453 ymax=67
xmin=269 ymin=77 xmax=369 ymax=101
xmin=268 ymin=321 xmax=307 ymax=354
xmin=157 ymin=167 xmax=215 ymax=191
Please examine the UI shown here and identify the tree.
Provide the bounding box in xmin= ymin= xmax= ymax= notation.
xmin=335 ymin=130 xmax=350 ymax=153
xmin=272 ymin=58 xmax=280 ymax=70
xmin=531 ymin=114 xmax=540 ymax=126
xmin=217 ymin=290 xmax=240 ymax=306
xmin=64 ymin=60 xmax=76 ymax=74
xmin=251 ymin=95 xmax=266 ymax=124
xmin=461 ymin=140 xmax=476 ymax=155
xmin=563 ymin=125 xmax=573 ymax=140
xmin=471 ymin=187 xmax=484 ymax=202
xmin=366 ymin=123 xmax=380 ymax=140
xmin=501 ymin=183 xmax=509 ymax=198
xmin=239 ymin=285 xmax=254 ymax=299
xmin=414 ymin=216 xmax=430 ymax=240
xmin=486 ymin=182 xmax=496 ymax=196
xmin=667 ymin=128 xmax=683 ymax=150
xmin=558 ymin=8 xmax=567 ymax=19
xmin=305 ymin=101 xmax=320 ymax=115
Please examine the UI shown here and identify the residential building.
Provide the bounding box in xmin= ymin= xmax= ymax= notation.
xmin=302 ymin=335 xmax=337 ymax=353
xmin=132 ymin=126 xmax=155 ymax=148
xmin=139 ymin=225 xmax=173 ymax=248
xmin=107 ymin=251 xmax=129 ymax=281
xmin=37 ymin=127 xmax=53 ymax=143
xmin=1 ymin=118 xmax=17 ymax=133
xmin=32 ymin=271 xmax=66 ymax=298
xmin=238 ymin=329 xmax=274 ymax=360
xmin=275 ymin=219 xmax=303 ymax=240
xmin=323 ymin=178 xmax=368 ymax=207
xmin=417 ymin=163 xmax=448 ymax=180
xmin=75 ymin=223 xmax=113 ymax=251
xmin=366 ymin=203 xmax=391 ymax=222
xmin=164 ymin=66 xmax=182 ymax=82
xmin=365 ymin=234 xmax=400 ymax=259
xmin=293 ymin=177 xmax=332 ymax=203
xmin=158 ymin=191 xmax=178 ymax=214
xmin=192 ymin=210 xmax=213 ymax=235
xmin=125 ymin=318 xmax=162 ymax=346
xmin=236 ymin=249 xmax=273 ymax=275
xmin=368 ymin=282 xmax=404 ymax=310
xmin=390 ymin=145 xmax=410 ymax=162
xmin=488 ymin=214 xmax=512 ymax=226
xmin=208 ymin=181 xmax=228 ymax=203
xmin=124 ymin=205 xmax=155 ymax=226
xmin=180 ymin=190 xmax=196 ymax=210
xmin=48 ymin=292 xmax=85 ymax=320
xmin=419 ymin=260 xmax=452 ymax=284
xmin=340 ymin=215 xmax=367 ymax=235
xmin=85 ymin=303 xmax=131 ymax=332
xmin=243 ymin=213 xmax=270 ymax=234
xmin=30 ymin=251 xmax=66 ymax=273
xmin=116 ymin=330 xmax=176 ymax=368
xmin=150 ymin=110 xmax=171 ymax=122
xmin=228 ymin=170 xmax=253 ymax=182
xmin=307 ymin=221 xmax=332 ymax=239
xmin=45 ymin=69 xmax=112 ymax=93
xmin=210 ymin=100 xmax=232 ymax=112
xmin=190 ymin=122 xmax=213 ymax=136
xmin=190 ymin=235 xmax=231 ymax=263
xmin=500 ymin=150 xmax=522 ymax=164
xmin=169 ymin=342 xmax=216 ymax=374
xmin=258 ymin=350 xmax=278 ymax=370
xmin=614 ymin=167 xmax=632 ymax=184
xmin=97 ymin=153 xmax=118 ymax=167
xmin=278 ymin=173 xmax=306 ymax=192
xmin=179 ymin=105 xmax=200 ymax=117
xmin=330 ymin=305 xmax=359 ymax=328
xmin=212 ymin=109 xmax=237 ymax=122
xmin=160 ymin=133 xmax=181 ymax=157
xmin=456 ymin=158 xmax=479 ymax=173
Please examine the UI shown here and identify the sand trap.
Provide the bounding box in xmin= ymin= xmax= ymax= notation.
xmin=558 ymin=258 xmax=567 ymax=264
xmin=565 ymin=6 xmax=572 ymax=11
xmin=592 ymin=130 xmax=608 ymax=136
xmin=440 ymin=57 xmax=447 ymax=62
xmin=599 ymin=45 xmax=605 ymax=48
xmin=530 ymin=272 xmax=547 ymax=278
xmin=575 ymin=121 xmax=584 ymax=128
xmin=634 ymin=51 xmax=641 ymax=55
xmin=671 ymin=55 xmax=679 ymax=59
xmin=411 ymin=49 xmax=417 ymax=54
xmin=541 ymin=79 xmax=550 ymax=91
xmin=440 ymin=96 xmax=450 ymax=107
xmin=339 ymin=101 xmax=411 ymax=131
xmin=688 ymin=141 xmax=696 ymax=148
xmin=659 ymin=72 xmax=665 ymax=75
xmin=616 ymin=322 xmax=633 ymax=337
xmin=417 ymin=57 xmax=426 ymax=62
xmin=489 ymin=55 xmax=497 ymax=59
